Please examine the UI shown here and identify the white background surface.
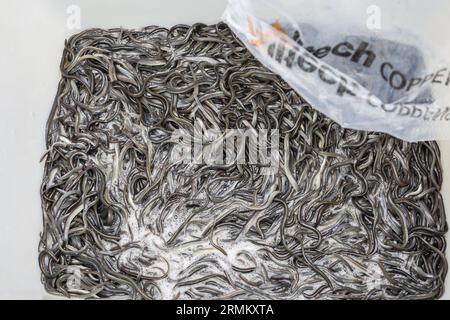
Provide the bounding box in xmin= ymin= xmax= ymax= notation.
xmin=0 ymin=0 xmax=448 ymax=299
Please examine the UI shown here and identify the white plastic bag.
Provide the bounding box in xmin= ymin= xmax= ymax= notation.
xmin=223 ymin=0 xmax=450 ymax=141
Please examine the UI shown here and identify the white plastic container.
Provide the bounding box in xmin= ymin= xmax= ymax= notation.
xmin=0 ymin=0 xmax=448 ymax=299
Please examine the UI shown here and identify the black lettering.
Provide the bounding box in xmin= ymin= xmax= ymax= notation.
xmin=389 ymin=71 xmax=407 ymax=90
xmin=293 ymin=30 xmax=303 ymax=45
xmin=423 ymin=106 xmax=432 ymax=121
xmin=381 ymin=62 xmax=393 ymax=82
xmin=421 ymin=73 xmax=434 ymax=86
xmin=411 ymin=105 xmax=423 ymax=118
xmin=351 ymin=41 xmax=376 ymax=68
xmin=446 ymin=110 xmax=450 ymax=121
xmin=407 ymin=78 xmax=422 ymax=91
xmin=314 ymin=46 xmax=331 ymax=59
xmin=332 ymin=42 xmax=354 ymax=58
xmin=432 ymin=107 xmax=450 ymax=121
xmin=297 ymin=54 xmax=317 ymax=72
xmin=285 ymin=49 xmax=297 ymax=68
xmin=381 ymin=103 xmax=398 ymax=113
xmin=275 ymin=43 xmax=285 ymax=63
xmin=432 ymin=68 xmax=447 ymax=84
xmin=398 ymin=104 xmax=411 ymax=116
xmin=305 ymin=46 xmax=315 ymax=53
xmin=367 ymin=94 xmax=382 ymax=108
xmin=318 ymin=65 xmax=337 ymax=84
xmin=267 ymin=43 xmax=276 ymax=58
xmin=337 ymin=77 xmax=357 ymax=97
